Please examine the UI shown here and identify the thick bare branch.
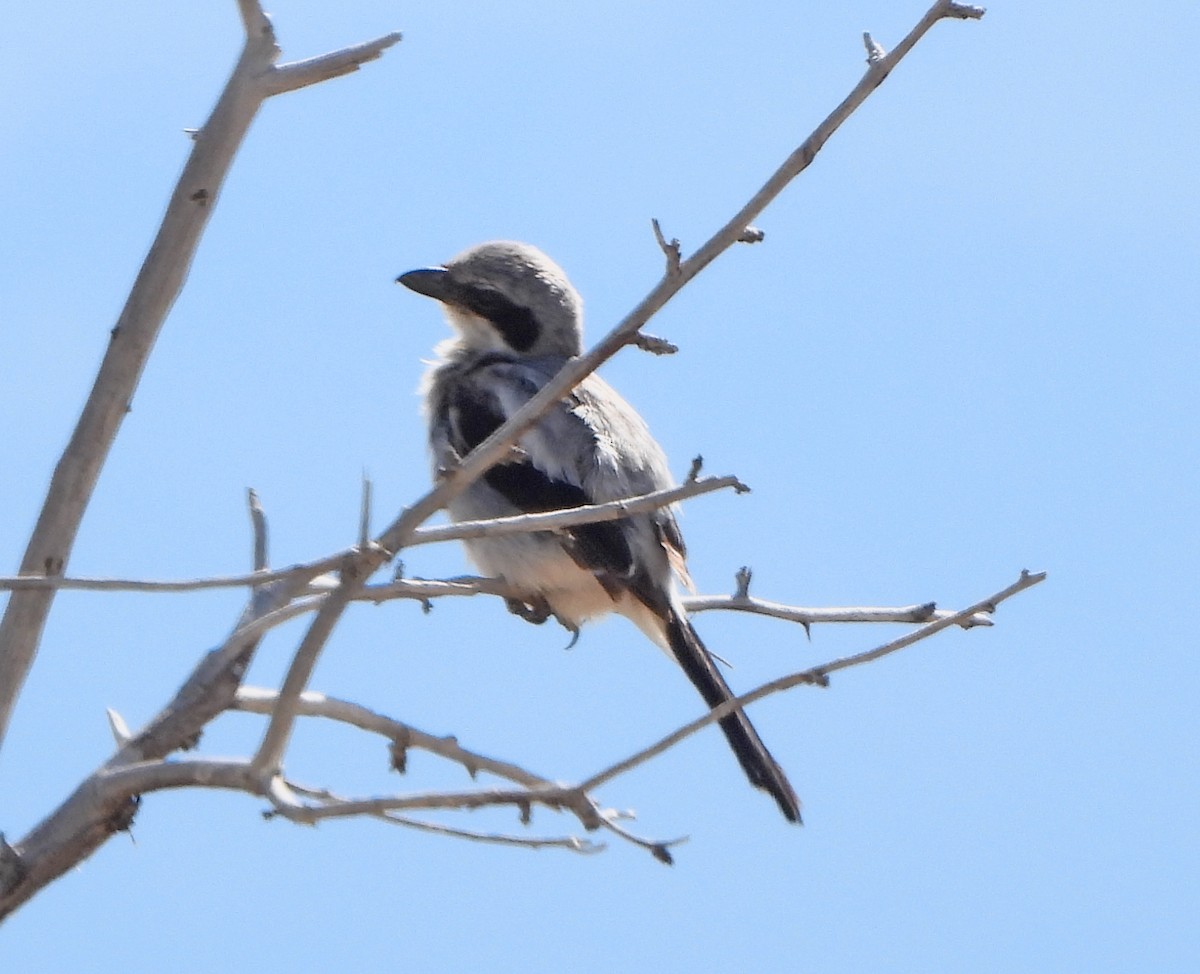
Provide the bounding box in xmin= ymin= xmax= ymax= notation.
xmin=0 ymin=4 xmax=401 ymax=754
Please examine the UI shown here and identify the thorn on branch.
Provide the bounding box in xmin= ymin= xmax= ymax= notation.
xmin=863 ymin=32 xmax=887 ymax=64
xmin=517 ymin=799 xmax=532 ymax=826
xmin=182 ymin=127 xmax=200 ymax=141
xmin=651 ymin=218 xmax=682 ymax=278
xmin=460 ymin=750 xmax=480 ymax=780
xmin=359 ymin=473 xmax=374 ymax=548
xmin=630 ymin=332 xmax=679 ymax=356
xmin=389 ymin=730 xmax=411 ymax=774
xmin=247 ymin=487 xmax=269 ymax=572
xmin=734 ymin=566 xmax=752 ymax=599
xmin=687 ymin=456 xmax=704 ymax=483
xmin=106 ymin=707 xmax=133 ymax=747
xmin=737 ymin=226 xmax=765 ymax=244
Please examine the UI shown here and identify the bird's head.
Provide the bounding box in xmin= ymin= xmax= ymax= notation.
xmin=397 ymin=241 xmax=583 ymax=357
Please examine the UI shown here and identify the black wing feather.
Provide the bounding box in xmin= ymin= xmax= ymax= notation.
xmin=447 ymin=379 xmax=634 ymax=581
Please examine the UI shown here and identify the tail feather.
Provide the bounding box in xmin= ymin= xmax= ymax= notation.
xmin=665 ymin=611 xmax=801 ymax=823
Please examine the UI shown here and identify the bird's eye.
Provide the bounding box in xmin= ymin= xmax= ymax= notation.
xmin=460 ymin=286 xmax=539 ymax=352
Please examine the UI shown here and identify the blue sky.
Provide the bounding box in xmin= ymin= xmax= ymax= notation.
xmin=2 ymin=1 xmax=1197 ymax=970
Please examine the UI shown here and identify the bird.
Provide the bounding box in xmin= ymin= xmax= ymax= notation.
xmin=397 ymin=240 xmax=800 ymax=823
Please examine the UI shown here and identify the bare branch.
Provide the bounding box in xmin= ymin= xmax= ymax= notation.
xmin=363 ymin=0 xmax=986 ymax=580
xmin=352 ymin=813 xmax=604 ymax=855
xmin=265 ymin=33 xmax=403 ymax=95
xmin=0 ymin=3 xmax=401 ymax=754
xmin=250 ymin=474 xmax=746 ymax=778
xmin=597 ymin=814 xmax=687 ymax=866
xmin=815 ymin=570 xmax=1044 ymax=677
xmin=579 ymin=570 xmax=1043 ymax=795
xmin=408 ymin=475 xmax=747 ymax=548
xmin=236 ymin=0 xmax=272 ymax=39
xmin=683 ymin=593 xmax=994 ymax=629
xmin=0 ymin=557 xmax=348 ymax=594
xmin=233 ymin=687 xmax=555 ymax=790
xmin=264 ymin=781 xmax=598 ymax=827
xmin=250 ymin=573 xmax=358 ymax=778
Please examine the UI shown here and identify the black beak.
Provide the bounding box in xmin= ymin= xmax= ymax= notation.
xmin=396 ymin=266 xmax=452 ymax=301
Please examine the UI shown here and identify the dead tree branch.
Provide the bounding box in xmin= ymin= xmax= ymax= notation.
xmin=243 ymin=0 xmax=990 ymax=794
xmin=0 ymin=1 xmax=400 ymax=754
xmin=0 ymin=0 xmax=999 ymax=917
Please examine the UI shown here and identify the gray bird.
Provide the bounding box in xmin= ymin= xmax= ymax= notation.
xmin=397 ymin=241 xmax=800 ymax=822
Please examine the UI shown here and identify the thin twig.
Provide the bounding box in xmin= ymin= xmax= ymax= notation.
xmin=650 ymin=218 xmax=683 ymax=278
xmin=233 ymin=687 xmax=555 ymax=790
xmin=683 ymin=593 xmax=993 ymax=629
xmin=250 ymin=572 xmax=358 ymax=778
xmin=363 ymin=814 xmax=603 ymax=854
xmin=578 ymin=570 xmax=1043 ymax=795
xmin=630 ymin=333 xmax=679 ymax=355
xmin=247 ymin=488 xmax=268 ymax=572
xmin=408 ymin=475 xmax=747 ymax=547
xmin=265 ymin=33 xmax=402 ymax=95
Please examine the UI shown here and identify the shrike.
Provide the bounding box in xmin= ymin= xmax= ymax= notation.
xmin=397 ymin=241 xmax=800 ymax=822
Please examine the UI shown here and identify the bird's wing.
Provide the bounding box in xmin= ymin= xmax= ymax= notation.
xmin=571 ymin=374 xmax=695 ymax=592
xmin=441 ymin=359 xmax=635 ymax=589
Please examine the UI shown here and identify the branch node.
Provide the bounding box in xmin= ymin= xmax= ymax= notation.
xmin=734 ymin=566 xmax=752 ymax=599
xmin=630 ymin=332 xmax=679 ymax=356
xmin=388 ymin=731 xmax=410 ymax=774
xmin=863 ymin=32 xmax=887 ymax=64
xmin=650 ymin=218 xmax=683 ymax=278
xmin=105 ymin=707 xmax=133 ymax=747
xmin=686 ymin=456 xmax=704 ymax=483
xmin=737 ymin=226 xmax=765 ymax=244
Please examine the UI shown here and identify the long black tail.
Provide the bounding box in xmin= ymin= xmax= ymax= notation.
xmin=664 ymin=610 xmax=801 ymax=823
